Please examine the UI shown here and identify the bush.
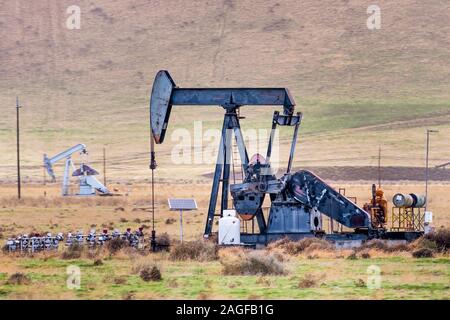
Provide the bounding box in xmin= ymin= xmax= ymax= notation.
xmin=140 ymin=266 xmax=162 ymax=282
xmin=361 ymin=252 xmax=371 ymax=259
xmin=131 ymin=258 xmax=162 ymax=282
xmin=220 ymin=249 xmax=285 ymax=275
xmin=412 ymin=248 xmax=434 ymax=258
xmin=165 ymin=218 xmax=176 ymax=225
xmin=170 ymin=241 xmax=218 ymax=261
xmin=114 ymin=276 xmax=127 ymax=285
xmin=93 ymin=259 xmax=103 ymax=266
xmin=355 ymin=278 xmax=366 ymax=288
xmin=425 ymin=227 xmax=450 ymax=252
xmin=107 ymin=238 xmax=127 ymax=254
xmin=410 ymin=238 xmax=438 ymax=252
xmin=347 ymin=252 xmax=357 ymax=260
xmin=298 ymin=274 xmax=317 ymax=288
xmin=157 ymin=232 xmax=171 ymax=248
xmin=61 ymin=244 xmax=83 ymax=259
xmin=268 ymin=237 xmax=332 ymax=255
xmin=7 ymin=272 xmax=30 ymax=285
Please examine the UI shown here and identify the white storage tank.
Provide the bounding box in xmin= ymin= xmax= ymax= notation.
xmin=218 ymin=210 xmax=241 ymax=245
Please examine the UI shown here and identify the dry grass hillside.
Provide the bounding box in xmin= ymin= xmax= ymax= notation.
xmin=0 ymin=0 xmax=449 ymax=182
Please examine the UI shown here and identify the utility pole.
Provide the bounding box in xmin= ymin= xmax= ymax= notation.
xmin=425 ymin=129 xmax=439 ymax=212
xmin=378 ymin=146 xmax=381 ymax=188
xmin=150 ymin=135 xmax=157 ymax=251
xmin=103 ymin=146 xmax=107 ymax=187
xmin=16 ymin=96 xmax=22 ymax=199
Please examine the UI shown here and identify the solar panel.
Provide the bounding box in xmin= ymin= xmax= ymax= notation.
xmin=168 ymin=198 xmax=197 ymax=211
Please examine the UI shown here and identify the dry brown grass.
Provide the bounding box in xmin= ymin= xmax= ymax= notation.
xmin=169 ymin=241 xmax=218 ymax=261
xmin=1 ymin=195 xmax=128 ymax=208
xmin=268 ymin=237 xmax=332 ymax=255
xmin=219 ymin=248 xmax=285 ymax=276
xmin=357 ymin=239 xmax=411 ymax=253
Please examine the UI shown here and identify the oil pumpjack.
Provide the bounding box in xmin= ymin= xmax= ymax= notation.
xmin=44 ymin=144 xmax=109 ymax=196
xmin=149 ymin=70 xmax=423 ymax=245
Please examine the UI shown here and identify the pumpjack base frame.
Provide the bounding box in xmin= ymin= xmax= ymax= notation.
xmin=239 ymin=231 xmax=423 ymax=246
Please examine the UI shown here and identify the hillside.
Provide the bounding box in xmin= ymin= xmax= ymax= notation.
xmin=0 ymin=0 xmax=449 ymax=182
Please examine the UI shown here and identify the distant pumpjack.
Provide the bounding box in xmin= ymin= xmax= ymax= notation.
xmin=44 ymin=144 xmax=109 ymax=196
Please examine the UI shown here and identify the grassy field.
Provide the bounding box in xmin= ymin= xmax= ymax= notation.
xmin=0 ymin=251 xmax=449 ymax=300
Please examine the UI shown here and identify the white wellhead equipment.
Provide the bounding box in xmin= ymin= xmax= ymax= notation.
xmin=218 ymin=210 xmax=241 ymax=245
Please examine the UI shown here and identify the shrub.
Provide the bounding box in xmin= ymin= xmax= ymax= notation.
xmin=131 ymin=257 xmax=162 ymax=282
xmin=355 ymin=278 xmax=366 ymax=288
xmin=361 ymin=252 xmax=371 ymax=259
xmin=425 ymin=227 xmax=450 ymax=252
xmin=86 ymin=247 xmax=106 ymax=260
xmin=93 ymin=259 xmax=103 ymax=266
xmin=412 ymin=248 xmax=434 ymax=258
xmin=157 ymin=232 xmax=171 ymax=249
xmin=165 ymin=218 xmax=176 ymax=225
xmin=107 ymin=238 xmax=127 ymax=254
xmin=410 ymin=238 xmax=438 ymax=252
xmin=169 ymin=241 xmax=218 ymax=261
xmin=298 ymin=274 xmax=317 ymax=288
xmin=140 ymin=266 xmax=162 ymax=282
xmin=347 ymin=252 xmax=357 ymax=260
xmin=256 ymin=276 xmax=272 ymax=287
xmin=7 ymin=272 xmax=30 ymax=285
xmin=114 ymin=276 xmax=127 ymax=285
xmin=61 ymin=244 xmax=83 ymax=259
xmin=220 ymin=249 xmax=285 ymax=275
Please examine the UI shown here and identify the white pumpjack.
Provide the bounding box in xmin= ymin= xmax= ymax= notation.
xmin=44 ymin=144 xmax=109 ymax=196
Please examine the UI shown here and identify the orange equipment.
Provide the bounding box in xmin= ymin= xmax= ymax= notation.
xmin=363 ymin=184 xmax=388 ymax=229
